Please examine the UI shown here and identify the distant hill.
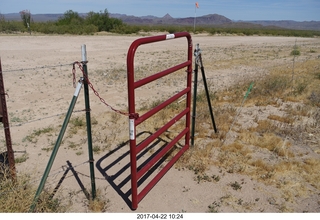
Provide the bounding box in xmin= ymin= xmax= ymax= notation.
xmin=245 ymin=20 xmax=320 ymax=31
xmin=110 ymin=13 xmax=233 ymax=26
xmin=2 ymin=13 xmax=320 ymax=31
xmin=3 ymin=13 xmax=63 ymax=22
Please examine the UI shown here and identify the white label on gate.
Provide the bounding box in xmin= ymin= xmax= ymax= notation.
xmin=166 ymin=34 xmax=175 ymax=40
xmin=129 ymin=119 xmax=135 ymax=140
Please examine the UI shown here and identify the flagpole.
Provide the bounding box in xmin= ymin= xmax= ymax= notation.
xmin=194 ymin=4 xmax=197 ymax=32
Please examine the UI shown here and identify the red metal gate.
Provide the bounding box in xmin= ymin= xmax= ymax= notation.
xmin=127 ymin=32 xmax=193 ymax=209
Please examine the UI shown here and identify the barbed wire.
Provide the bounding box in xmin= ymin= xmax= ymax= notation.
xmin=0 ymin=109 xmax=86 ymax=130
xmin=192 ymin=58 xmax=310 ymax=93
xmin=1 ymin=63 xmax=73 ymax=73
xmin=218 ymin=82 xmax=254 ymax=148
xmin=0 ymin=60 xmax=132 ymax=133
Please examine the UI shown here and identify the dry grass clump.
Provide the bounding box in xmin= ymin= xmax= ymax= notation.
xmin=86 ymin=188 xmax=110 ymax=212
xmin=267 ymin=114 xmax=295 ymax=124
xmin=251 ymin=119 xmax=276 ymax=133
xmin=0 ymin=173 xmax=66 ymax=212
xmin=0 ymin=169 xmax=109 ymax=212
xmin=216 ymin=142 xmax=252 ymax=174
xmin=176 ymin=143 xmax=215 ymax=174
xmin=239 ymin=132 xmax=293 ymax=158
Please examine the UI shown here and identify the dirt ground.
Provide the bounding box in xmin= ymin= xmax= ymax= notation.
xmin=0 ymin=32 xmax=320 ymax=214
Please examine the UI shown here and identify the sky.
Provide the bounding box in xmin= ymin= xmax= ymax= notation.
xmin=1 ymin=0 xmax=320 ymax=21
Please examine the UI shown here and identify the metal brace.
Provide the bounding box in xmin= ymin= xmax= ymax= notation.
xmin=194 ymin=43 xmax=202 ymax=67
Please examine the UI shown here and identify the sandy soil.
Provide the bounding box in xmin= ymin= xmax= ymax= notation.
xmin=0 ymin=32 xmax=320 ymax=213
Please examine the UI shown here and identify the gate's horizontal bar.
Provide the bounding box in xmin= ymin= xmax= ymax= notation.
xmin=137 ymin=142 xmax=189 ymax=203
xmin=136 ymin=87 xmax=190 ymax=126
xmin=136 ymin=127 xmax=189 ymax=180
xmin=136 ymin=108 xmax=189 ymax=154
xmin=134 ymin=60 xmax=191 ymax=89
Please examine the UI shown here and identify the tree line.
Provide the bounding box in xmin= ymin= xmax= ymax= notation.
xmin=0 ymin=9 xmax=133 ymax=35
xmin=1 ymin=9 xmax=320 ymax=37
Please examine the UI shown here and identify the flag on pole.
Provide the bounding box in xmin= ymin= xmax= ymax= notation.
xmin=195 ymin=2 xmax=199 ymax=8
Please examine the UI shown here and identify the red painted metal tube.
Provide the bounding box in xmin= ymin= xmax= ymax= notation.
xmin=136 ymin=108 xmax=189 ymax=155
xmin=135 ymin=87 xmax=190 ymax=126
xmin=134 ymin=61 xmax=191 ymax=89
xmin=127 ymin=32 xmax=192 ymax=210
xmin=137 ymin=143 xmax=189 ymax=203
xmin=136 ymin=127 xmax=189 ymax=180
xmin=127 ymin=32 xmax=192 ymax=116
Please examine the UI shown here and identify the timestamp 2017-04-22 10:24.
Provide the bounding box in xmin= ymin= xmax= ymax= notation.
xmin=137 ymin=213 xmax=184 ymax=220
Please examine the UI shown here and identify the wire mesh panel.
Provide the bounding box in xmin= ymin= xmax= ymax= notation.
xmin=126 ymin=32 xmax=193 ymax=210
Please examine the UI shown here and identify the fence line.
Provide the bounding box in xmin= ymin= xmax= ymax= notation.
xmin=0 ymin=60 xmax=129 ymax=133
xmin=1 ymin=109 xmax=85 ymax=129
xmin=2 ymin=52 xmax=302 ymax=74
xmin=1 ymin=63 xmax=73 ymax=74
xmin=0 ymin=56 xmax=305 ymax=138
xmin=0 ymin=58 xmax=299 ymax=144
xmin=0 ymin=52 xmax=307 ymax=202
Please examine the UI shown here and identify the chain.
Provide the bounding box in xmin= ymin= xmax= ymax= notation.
xmin=72 ymin=62 xmax=138 ymax=118
xmin=72 ymin=63 xmax=77 ymax=88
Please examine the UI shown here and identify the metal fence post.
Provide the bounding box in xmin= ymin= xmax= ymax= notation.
xmin=81 ymin=44 xmax=96 ymax=200
xmin=191 ymin=44 xmax=218 ymax=146
xmin=0 ymin=58 xmax=16 ymax=180
xmin=29 ymin=79 xmax=83 ymax=212
xmin=191 ymin=56 xmax=198 ymax=146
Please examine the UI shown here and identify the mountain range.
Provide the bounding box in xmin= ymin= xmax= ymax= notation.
xmin=3 ymin=13 xmax=320 ymax=31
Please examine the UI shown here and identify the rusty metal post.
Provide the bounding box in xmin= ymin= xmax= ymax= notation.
xmin=0 ymin=58 xmax=16 ymax=180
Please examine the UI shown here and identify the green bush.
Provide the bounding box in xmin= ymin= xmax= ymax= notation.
xmin=291 ymin=49 xmax=301 ymax=56
xmin=0 ymin=19 xmax=24 ymax=33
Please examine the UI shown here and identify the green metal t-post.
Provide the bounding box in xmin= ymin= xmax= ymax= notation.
xmin=81 ymin=45 xmax=96 ymax=200
xmin=29 ymin=80 xmax=83 ymax=212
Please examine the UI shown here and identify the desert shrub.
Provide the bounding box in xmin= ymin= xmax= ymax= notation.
xmin=309 ymin=90 xmax=320 ymax=107
xmin=290 ymin=48 xmax=301 ymax=56
xmin=293 ymin=80 xmax=308 ymax=95
xmin=85 ymin=9 xmax=123 ymax=32
xmin=56 ymin=10 xmax=84 ymax=26
xmin=70 ymin=116 xmax=86 ymax=127
xmin=0 ymin=20 xmax=24 ymax=33
xmin=251 ymin=74 xmax=290 ymax=100
xmin=113 ymin=24 xmax=141 ymax=34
